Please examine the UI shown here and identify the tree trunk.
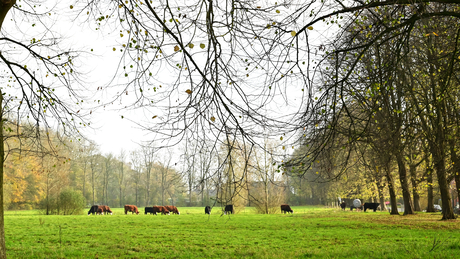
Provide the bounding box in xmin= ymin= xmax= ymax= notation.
xmin=409 ymin=164 xmax=421 ymax=211
xmin=1 ymin=2 xmax=16 ymax=257
xmin=396 ymin=155 xmax=414 ymax=215
xmin=0 ymin=90 xmax=5 ymax=259
xmin=264 ymin=179 xmax=269 ymax=214
xmin=385 ymin=167 xmax=399 ymax=215
xmin=432 ymin=150 xmax=456 ymax=219
xmin=376 ymin=181 xmax=386 ymax=211
xmin=82 ymin=165 xmax=86 ymax=203
xmin=449 ymin=140 xmax=460 ymax=213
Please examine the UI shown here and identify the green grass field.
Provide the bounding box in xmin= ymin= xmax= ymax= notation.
xmin=4 ymin=206 xmax=460 ymax=258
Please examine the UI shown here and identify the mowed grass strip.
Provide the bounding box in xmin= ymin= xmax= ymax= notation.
xmin=4 ymin=206 xmax=460 ymax=258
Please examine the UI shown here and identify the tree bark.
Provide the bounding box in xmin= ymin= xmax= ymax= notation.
xmin=0 ymin=2 xmax=16 ymax=257
xmin=449 ymin=140 xmax=460 ymax=213
xmin=385 ymin=167 xmax=399 ymax=215
xmin=432 ymin=148 xmax=456 ymax=219
xmin=396 ymin=155 xmax=414 ymax=215
xmin=409 ymin=163 xmax=421 ymax=211
xmin=0 ymin=90 xmax=6 ymax=259
xmin=376 ymin=180 xmax=386 ymax=211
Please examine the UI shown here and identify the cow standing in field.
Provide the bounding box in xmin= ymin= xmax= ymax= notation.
xmin=281 ymin=204 xmax=293 ymax=214
xmin=364 ymin=203 xmax=380 ymax=212
xmin=164 ymin=205 xmax=180 ymax=215
xmin=88 ymin=205 xmax=99 ymax=215
xmin=224 ymin=205 xmax=234 ymax=215
xmin=97 ymin=205 xmax=113 ymax=215
xmin=145 ymin=206 xmax=169 ymax=215
xmin=124 ymin=205 xmax=139 ymax=215
xmin=205 ymin=206 xmax=211 ymax=215
xmin=145 ymin=207 xmax=155 ymax=215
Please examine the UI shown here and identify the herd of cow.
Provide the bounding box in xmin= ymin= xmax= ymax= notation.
xmin=87 ymin=204 xmax=295 ymax=215
xmin=88 ymin=205 xmax=180 ymax=215
xmin=88 ymin=202 xmax=376 ymax=216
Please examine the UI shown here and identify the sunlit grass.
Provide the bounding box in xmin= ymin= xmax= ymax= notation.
xmin=4 ymin=206 xmax=460 ymax=258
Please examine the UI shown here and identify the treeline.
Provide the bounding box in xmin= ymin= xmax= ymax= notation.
xmin=2 ymin=127 xmax=290 ymax=213
xmin=3 ymin=129 xmax=186 ymax=210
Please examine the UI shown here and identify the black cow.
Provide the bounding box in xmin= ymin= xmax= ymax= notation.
xmin=145 ymin=207 xmax=155 ymax=215
xmin=281 ymin=204 xmax=293 ymax=214
xmin=205 ymin=206 xmax=211 ymax=215
xmin=224 ymin=205 xmax=234 ymax=215
xmin=340 ymin=201 xmax=346 ymax=210
xmin=88 ymin=205 xmax=99 ymax=215
xmin=364 ymin=203 xmax=380 ymax=212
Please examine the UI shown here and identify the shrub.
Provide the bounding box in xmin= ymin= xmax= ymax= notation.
xmin=58 ymin=188 xmax=86 ymax=215
xmin=39 ymin=188 xmax=86 ymax=215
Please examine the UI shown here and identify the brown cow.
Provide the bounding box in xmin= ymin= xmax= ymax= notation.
xmin=124 ymin=205 xmax=139 ymax=215
xmin=164 ymin=205 xmax=180 ymax=215
xmin=145 ymin=206 xmax=169 ymax=215
xmin=153 ymin=206 xmax=170 ymax=215
xmin=97 ymin=205 xmax=113 ymax=215
xmin=281 ymin=204 xmax=293 ymax=214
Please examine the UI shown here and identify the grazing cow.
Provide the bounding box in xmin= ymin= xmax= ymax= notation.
xmin=146 ymin=206 xmax=170 ymax=215
xmin=340 ymin=201 xmax=346 ymax=210
xmin=205 ymin=206 xmax=211 ymax=215
xmin=280 ymin=204 xmax=293 ymax=214
xmin=124 ymin=205 xmax=139 ymax=215
xmin=154 ymin=206 xmax=170 ymax=215
xmin=88 ymin=205 xmax=99 ymax=215
xmin=97 ymin=205 xmax=113 ymax=215
xmin=145 ymin=207 xmax=155 ymax=215
xmin=224 ymin=205 xmax=234 ymax=215
xmin=164 ymin=205 xmax=180 ymax=215
xmin=364 ymin=203 xmax=380 ymax=212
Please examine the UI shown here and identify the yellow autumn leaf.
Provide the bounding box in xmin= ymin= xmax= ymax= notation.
xmin=152 ymin=115 xmax=157 ymax=119
xmin=276 ymin=10 xmax=280 ymax=13
xmin=307 ymin=26 xmax=313 ymax=30
xmin=280 ymin=136 xmax=283 ymax=140
xmin=210 ymin=117 xmax=215 ymax=122
xmin=174 ymin=45 xmax=180 ymax=52
xmin=433 ymin=32 xmax=438 ymax=36
xmin=70 ymin=5 xmax=74 ymax=9
xmin=188 ymin=43 xmax=194 ymax=48
xmin=291 ymin=31 xmax=296 ymax=37
xmin=185 ymin=89 xmax=192 ymax=94
xmin=200 ymin=43 xmax=205 ymax=49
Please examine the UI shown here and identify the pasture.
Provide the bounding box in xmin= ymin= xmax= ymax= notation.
xmin=4 ymin=206 xmax=460 ymax=258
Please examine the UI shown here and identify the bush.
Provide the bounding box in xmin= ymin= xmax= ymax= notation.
xmin=58 ymin=188 xmax=86 ymax=215
xmin=39 ymin=188 xmax=86 ymax=215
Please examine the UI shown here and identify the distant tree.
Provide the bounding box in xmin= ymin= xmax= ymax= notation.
xmin=116 ymin=149 xmax=127 ymax=208
xmin=129 ymin=150 xmax=142 ymax=206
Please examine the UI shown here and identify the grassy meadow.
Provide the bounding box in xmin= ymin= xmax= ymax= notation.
xmin=4 ymin=206 xmax=460 ymax=258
